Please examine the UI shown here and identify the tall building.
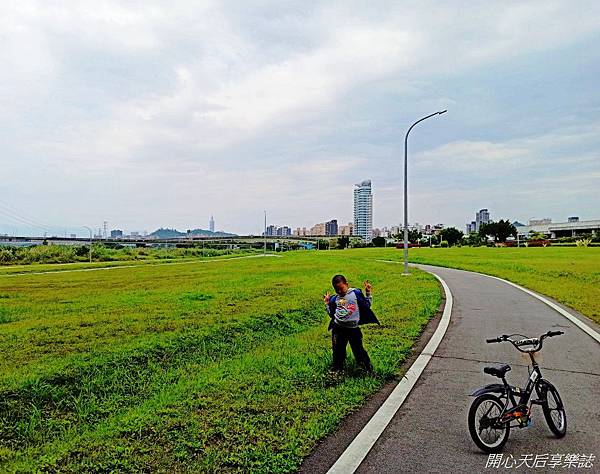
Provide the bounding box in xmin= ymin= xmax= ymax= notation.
xmin=475 ymin=209 xmax=490 ymax=232
xmin=325 ymin=219 xmax=338 ymax=236
xmin=275 ymin=226 xmax=292 ymax=236
xmin=209 ymin=215 xmax=215 ymax=233
xmin=353 ymin=180 xmax=373 ymax=242
xmin=310 ymin=222 xmax=326 ymax=236
xmin=110 ymin=229 xmax=123 ymax=239
xmin=264 ymin=225 xmax=277 ymax=236
xmin=294 ymin=227 xmax=308 ymax=236
xmin=339 ymin=222 xmax=353 ymax=236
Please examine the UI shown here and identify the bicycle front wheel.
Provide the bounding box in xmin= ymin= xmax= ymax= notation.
xmin=468 ymin=394 xmax=510 ymax=453
xmin=540 ymin=381 xmax=567 ymax=437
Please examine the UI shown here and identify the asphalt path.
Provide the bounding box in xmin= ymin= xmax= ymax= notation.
xmin=307 ymin=264 xmax=600 ymax=473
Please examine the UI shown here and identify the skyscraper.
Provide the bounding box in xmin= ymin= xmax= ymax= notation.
xmin=475 ymin=209 xmax=490 ymax=232
xmin=209 ymin=215 xmax=215 ymax=233
xmin=325 ymin=219 xmax=338 ymax=236
xmin=353 ymin=180 xmax=373 ymax=242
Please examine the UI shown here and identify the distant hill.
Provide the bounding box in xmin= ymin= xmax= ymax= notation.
xmin=149 ymin=228 xmax=184 ymax=238
xmin=148 ymin=227 xmax=237 ymax=239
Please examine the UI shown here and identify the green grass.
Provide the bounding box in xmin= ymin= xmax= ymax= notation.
xmin=403 ymin=246 xmax=600 ymax=323
xmin=0 ymin=249 xmax=441 ymax=472
xmin=0 ymin=251 xmax=260 ymax=276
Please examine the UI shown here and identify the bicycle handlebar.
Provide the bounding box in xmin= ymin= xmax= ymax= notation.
xmin=485 ymin=331 xmax=564 ymax=352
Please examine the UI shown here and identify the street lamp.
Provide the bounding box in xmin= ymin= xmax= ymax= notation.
xmin=403 ymin=110 xmax=447 ymax=275
xmin=83 ymin=226 xmax=93 ymax=263
xmin=264 ymin=210 xmax=267 ymax=256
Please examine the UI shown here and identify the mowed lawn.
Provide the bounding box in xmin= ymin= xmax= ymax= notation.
xmin=0 ymin=251 xmax=441 ymax=473
xmin=403 ymin=246 xmax=600 ymax=323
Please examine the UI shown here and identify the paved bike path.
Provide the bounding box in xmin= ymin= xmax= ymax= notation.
xmin=355 ymin=265 xmax=600 ymax=473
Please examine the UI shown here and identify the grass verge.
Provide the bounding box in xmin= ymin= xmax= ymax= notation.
xmin=0 ymin=250 xmax=440 ymax=472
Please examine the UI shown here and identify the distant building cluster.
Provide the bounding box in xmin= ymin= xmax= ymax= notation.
xmin=466 ymin=208 xmax=490 ymax=233
xmin=283 ymin=179 xmax=448 ymax=243
xmin=293 ymin=219 xmax=345 ymax=237
xmin=463 ymin=209 xmax=599 ymax=240
xmin=288 ymin=179 xmax=374 ymax=241
xmin=517 ymin=216 xmax=600 ymax=238
xmin=264 ymin=225 xmax=292 ymax=237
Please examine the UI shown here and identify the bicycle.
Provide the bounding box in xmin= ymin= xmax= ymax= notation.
xmin=468 ymin=330 xmax=567 ymax=453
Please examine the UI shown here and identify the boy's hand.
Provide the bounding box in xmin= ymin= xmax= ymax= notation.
xmin=324 ymin=292 xmax=331 ymax=304
xmin=364 ymin=280 xmax=372 ymax=294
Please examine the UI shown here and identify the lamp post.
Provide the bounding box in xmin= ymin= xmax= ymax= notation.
xmin=264 ymin=210 xmax=267 ymax=256
xmin=83 ymin=226 xmax=93 ymax=263
xmin=403 ymin=110 xmax=447 ymax=275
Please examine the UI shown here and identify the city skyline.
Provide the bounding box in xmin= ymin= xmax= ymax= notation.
xmin=2 ymin=204 xmax=598 ymax=239
xmin=1 ymin=2 xmax=599 ymax=235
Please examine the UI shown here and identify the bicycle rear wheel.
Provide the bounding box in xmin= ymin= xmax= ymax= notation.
xmin=468 ymin=394 xmax=510 ymax=453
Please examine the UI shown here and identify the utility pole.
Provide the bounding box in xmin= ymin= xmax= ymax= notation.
xmin=264 ymin=210 xmax=267 ymax=256
xmin=83 ymin=226 xmax=93 ymax=263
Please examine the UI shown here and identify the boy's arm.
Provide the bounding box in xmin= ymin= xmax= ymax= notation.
xmin=356 ymin=289 xmax=372 ymax=307
xmin=363 ymin=280 xmax=373 ymax=306
xmin=324 ymin=293 xmax=335 ymax=317
xmin=365 ymin=291 xmax=373 ymax=307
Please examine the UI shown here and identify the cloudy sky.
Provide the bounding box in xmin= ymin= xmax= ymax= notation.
xmin=1 ymin=1 xmax=599 ymax=236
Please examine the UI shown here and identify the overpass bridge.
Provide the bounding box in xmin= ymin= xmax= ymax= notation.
xmin=0 ymin=234 xmax=330 ymax=248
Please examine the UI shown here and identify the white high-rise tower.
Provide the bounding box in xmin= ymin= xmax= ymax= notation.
xmin=209 ymin=215 xmax=215 ymax=233
xmin=353 ymin=180 xmax=373 ymax=242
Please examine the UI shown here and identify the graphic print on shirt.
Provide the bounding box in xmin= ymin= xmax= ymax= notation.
xmin=336 ymin=296 xmax=356 ymax=320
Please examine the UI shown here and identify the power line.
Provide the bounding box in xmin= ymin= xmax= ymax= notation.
xmin=0 ymin=200 xmax=53 ymax=230
xmin=0 ymin=207 xmax=50 ymax=233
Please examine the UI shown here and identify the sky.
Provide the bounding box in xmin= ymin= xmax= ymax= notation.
xmin=1 ymin=1 xmax=599 ymax=236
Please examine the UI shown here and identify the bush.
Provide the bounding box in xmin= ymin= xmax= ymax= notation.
xmin=440 ymin=240 xmax=449 ymax=248
xmin=0 ymin=248 xmax=16 ymax=264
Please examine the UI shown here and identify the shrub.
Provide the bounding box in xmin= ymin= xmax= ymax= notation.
xmin=575 ymin=238 xmax=592 ymax=247
xmin=0 ymin=249 xmax=16 ymax=264
xmin=440 ymin=240 xmax=449 ymax=248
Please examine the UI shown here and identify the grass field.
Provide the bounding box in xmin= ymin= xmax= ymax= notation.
xmin=0 ymin=250 xmax=441 ymax=472
xmin=405 ymin=246 xmax=600 ymax=323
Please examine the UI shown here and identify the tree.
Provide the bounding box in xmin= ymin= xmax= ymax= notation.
xmin=440 ymin=227 xmax=464 ymax=246
xmin=391 ymin=229 xmax=421 ymax=243
xmin=463 ymin=232 xmax=482 ymax=246
xmin=337 ymin=236 xmax=350 ymax=249
xmin=479 ymin=220 xmax=517 ymax=243
xmin=528 ymin=230 xmax=546 ymax=240
xmin=408 ymin=229 xmax=422 ymax=243
xmin=372 ymin=236 xmax=386 ymax=247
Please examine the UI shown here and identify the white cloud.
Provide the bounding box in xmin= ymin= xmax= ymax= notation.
xmin=1 ymin=1 xmax=600 ymax=233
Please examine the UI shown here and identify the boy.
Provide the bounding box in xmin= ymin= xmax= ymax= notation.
xmin=324 ymin=274 xmax=380 ymax=373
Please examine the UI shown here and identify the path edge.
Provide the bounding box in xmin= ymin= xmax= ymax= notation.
xmin=414 ymin=263 xmax=600 ymax=345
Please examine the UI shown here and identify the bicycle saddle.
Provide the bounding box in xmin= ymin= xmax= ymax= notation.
xmin=483 ymin=364 xmax=511 ymax=378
